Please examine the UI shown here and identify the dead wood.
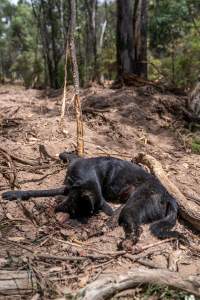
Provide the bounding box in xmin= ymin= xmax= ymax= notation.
xmin=0 ymin=269 xmax=74 ymax=296
xmin=182 ymin=107 xmax=200 ymax=123
xmin=75 ymin=268 xmax=200 ymax=300
xmin=135 ymin=153 xmax=200 ymax=231
xmin=17 ymin=202 xmax=39 ymax=226
xmin=0 ymin=146 xmax=37 ymax=166
xmin=1 ymin=268 xmax=199 ymax=298
xmin=0 ymin=91 xmax=9 ymax=95
xmin=74 ymin=94 xmax=84 ymax=156
xmin=36 ymin=253 xmax=112 ymax=262
xmin=122 ymin=73 xmax=186 ymax=95
xmin=0 ymin=270 xmax=37 ymax=295
xmin=137 ymin=258 xmax=162 ymax=269
xmin=69 ymin=0 xmax=84 ymax=156
xmin=0 ymin=149 xmax=19 ymax=188
xmin=123 ymin=73 xmax=161 ymax=88
xmin=38 ymin=144 xmax=58 ymax=161
xmin=60 ymin=33 xmax=69 ymax=125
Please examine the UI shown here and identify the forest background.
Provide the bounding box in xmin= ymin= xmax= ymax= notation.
xmin=0 ymin=0 xmax=199 ymax=90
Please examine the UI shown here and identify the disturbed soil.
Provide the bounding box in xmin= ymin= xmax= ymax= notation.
xmin=0 ymin=84 xmax=199 ymax=299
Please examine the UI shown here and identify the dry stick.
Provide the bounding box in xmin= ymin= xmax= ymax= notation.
xmin=74 ymin=94 xmax=84 ymax=156
xmin=0 ymin=150 xmax=19 ymax=188
xmin=135 ymin=153 xmax=200 ymax=231
xmin=137 ymin=258 xmax=162 ymax=269
xmin=123 ymin=239 xmax=176 ymax=262
xmin=0 ymin=239 xmax=109 ymax=262
xmin=76 ymin=268 xmax=200 ymax=299
xmin=38 ymin=144 xmax=58 ymax=161
xmin=19 ymin=167 xmax=62 ymax=184
xmin=17 ymin=202 xmax=39 ymax=227
xmin=60 ymin=34 xmax=69 ymax=125
xmin=52 ymin=237 xmax=83 ymax=248
xmin=35 ymin=253 xmax=111 ymax=262
xmin=135 ymin=238 xmax=175 ymax=253
xmin=93 ymin=151 xmax=132 ymax=159
xmin=0 ymin=146 xmax=37 ymax=166
xmin=69 ymin=0 xmax=84 ymax=156
xmin=124 ymin=248 xmax=166 ymax=263
xmin=0 ymin=238 xmax=34 ymax=253
xmin=53 ymin=238 xmax=174 ymax=259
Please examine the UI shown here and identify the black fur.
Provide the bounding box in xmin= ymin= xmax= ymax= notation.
xmin=2 ymin=187 xmax=67 ymax=201
xmin=118 ymin=178 xmax=178 ymax=244
xmin=2 ymin=153 xmax=179 ymax=243
xmin=55 ymin=154 xmax=152 ymax=218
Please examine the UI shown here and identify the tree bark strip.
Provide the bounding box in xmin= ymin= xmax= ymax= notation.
xmin=69 ymin=0 xmax=84 ymax=156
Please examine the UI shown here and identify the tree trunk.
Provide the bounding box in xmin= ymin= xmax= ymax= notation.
xmin=132 ymin=0 xmax=148 ymax=79
xmin=116 ymin=0 xmax=148 ymax=80
xmin=86 ymin=0 xmax=98 ymax=81
xmin=116 ymin=0 xmax=134 ymax=77
xmin=32 ymin=0 xmax=62 ymax=89
xmin=48 ymin=1 xmax=59 ymax=89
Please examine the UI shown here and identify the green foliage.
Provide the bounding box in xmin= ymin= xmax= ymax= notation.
xmin=191 ymin=137 xmax=200 ymax=154
xmin=112 ymin=284 xmax=196 ymax=300
xmin=149 ymin=27 xmax=200 ymax=87
xmin=98 ymin=1 xmax=116 ymax=80
xmin=11 ymin=51 xmax=43 ymax=88
xmin=143 ymin=284 xmax=194 ymax=300
xmin=0 ymin=0 xmax=14 ymax=79
xmin=0 ymin=0 xmax=44 ymax=87
xmin=149 ymin=0 xmax=193 ymax=55
xmin=9 ymin=2 xmax=44 ymax=87
xmin=149 ymin=0 xmax=200 ymax=87
xmin=0 ymin=0 xmax=199 ymax=88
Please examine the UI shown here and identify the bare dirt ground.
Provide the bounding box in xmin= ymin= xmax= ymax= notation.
xmin=0 ymin=84 xmax=199 ymax=299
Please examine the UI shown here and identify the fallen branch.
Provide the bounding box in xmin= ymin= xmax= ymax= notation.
xmin=76 ymin=268 xmax=200 ymax=299
xmin=69 ymin=0 xmax=84 ymax=156
xmin=0 ymin=149 xmax=19 ymax=188
xmin=123 ymin=72 xmax=161 ymax=88
xmin=1 ymin=268 xmax=199 ymax=298
xmin=38 ymin=144 xmax=58 ymax=161
xmin=36 ymin=253 xmax=111 ymax=262
xmin=135 ymin=153 xmax=200 ymax=231
xmin=0 ymin=146 xmax=37 ymax=166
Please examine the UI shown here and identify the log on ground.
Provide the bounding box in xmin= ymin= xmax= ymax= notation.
xmin=76 ymin=268 xmax=200 ymax=300
xmin=0 ymin=270 xmax=36 ymax=295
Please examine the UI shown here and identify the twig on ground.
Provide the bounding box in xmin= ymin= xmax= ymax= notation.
xmin=136 ymin=238 xmax=175 ymax=253
xmin=124 ymin=248 xmax=166 ymax=263
xmin=38 ymin=144 xmax=58 ymax=162
xmin=19 ymin=167 xmax=63 ymax=185
xmin=137 ymin=258 xmax=162 ymax=269
xmin=0 ymin=238 xmax=34 ymax=253
xmin=0 ymin=149 xmax=19 ymax=188
xmin=35 ymin=253 xmax=111 ymax=262
xmin=52 ymin=237 xmax=83 ymax=248
xmin=0 ymin=146 xmax=38 ymax=166
xmin=17 ymin=202 xmax=39 ymax=227
xmin=90 ymin=259 xmax=115 ymax=270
